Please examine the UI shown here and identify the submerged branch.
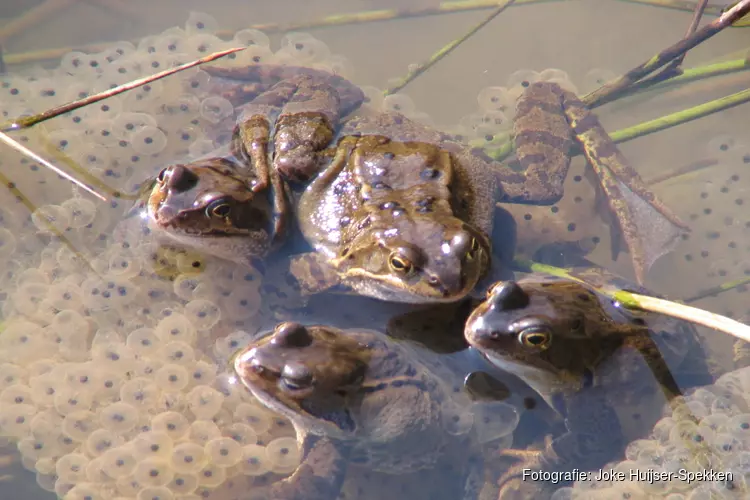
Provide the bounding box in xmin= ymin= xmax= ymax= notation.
xmin=645 ymin=0 xmax=708 ymax=83
xmin=583 ymin=0 xmax=750 ymax=108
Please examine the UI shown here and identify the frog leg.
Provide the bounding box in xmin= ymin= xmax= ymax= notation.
xmin=207 ymin=65 xmax=364 ymax=185
xmin=500 ymin=81 xmax=688 ymax=284
xmin=288 ymin=251 xmax=346 ymax=296
xmin=268 ymin=434 xmax=351 ymax=500
xmin=203 ymin=64 xmax=366 ymax=117
xmin=226 ymin=73 xmax=348 ymax=248
xmin=495 ymin=387 xmax=624 ymax=498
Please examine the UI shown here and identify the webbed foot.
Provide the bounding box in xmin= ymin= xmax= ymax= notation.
xmin=567 ymin=101 xmax=689 ymax=285
xmin=502 ymin=82 xmax=688 ymax=285
xmin=287 ymin=252 xmax=344 ymax=296
xmin=494 ymin=438 xmax=559 ymax=500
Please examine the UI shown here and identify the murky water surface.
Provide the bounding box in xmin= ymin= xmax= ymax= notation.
xmin=0 ymin=1 xmax=749 ymax=499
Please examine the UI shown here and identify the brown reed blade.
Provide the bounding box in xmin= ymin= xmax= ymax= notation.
xmin=2 ymin=46 xmax=245 ymax=131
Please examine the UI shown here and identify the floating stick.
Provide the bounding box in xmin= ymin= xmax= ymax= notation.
xmin=2 ymin=46 xmax=245 ymax=131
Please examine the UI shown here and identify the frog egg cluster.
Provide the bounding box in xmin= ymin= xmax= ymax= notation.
xmin=547 ymin=366 xmax=750 ymax=499
xmin=647 ymin=131 xmax=750 ymax=318
xmin=0 ymin=221 xmax=302 ymax=499
xmin=0 ymin=13 xmax=354 ymax=498
xmin=0 ymin=12 xmax=353 ymax=208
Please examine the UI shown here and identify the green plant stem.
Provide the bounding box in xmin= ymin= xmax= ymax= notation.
xmin=0 ymin=169 xmax=95 ymax=273
xmin=608 ymin=86 xmax=750 ymax=141
xmin=512 ymin=259 xmax=750 ymax=342
xmin=0 ymin=129 xmax=105 ymax=200
xmin=384 ymin=0 xmax=517 ymax=96
xmin=647 ymin=57 xmax=750 ymax=92
xmin=684 ymin=278 xmax=750 ymax=303
xmin=2 ymin=0 xmax=559 ymax=68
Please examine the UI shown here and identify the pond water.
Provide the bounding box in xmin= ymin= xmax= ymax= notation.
xmin=0 ymin=0 xmax=749 ymax=499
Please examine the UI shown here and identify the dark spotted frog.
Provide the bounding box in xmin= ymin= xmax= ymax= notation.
xmin=464 ymin=274 xmax=715 ymax=499
xmin=146 ymin=64 xmax=687 ymax=305
xmin=232 ymin=321 xmax=488 ymax=500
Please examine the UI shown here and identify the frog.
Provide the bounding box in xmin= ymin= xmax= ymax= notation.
xmin=232 ymin=321 xmax=485 ymax=500
xmin=141 ymin=154 xmax=290 ymax=266
xmin=462 ymin=274 xmax=716 ymax=499
xmin=146 ymin=63 xmax=688 ymax=305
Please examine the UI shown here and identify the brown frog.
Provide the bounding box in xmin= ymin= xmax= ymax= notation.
xmin=143 ymin=154 xmax=289 ymax=265
xmin=147 ymin=64 xmax=687 ymax=305
xmin=232 ymin=321 xmax=484 ymax=500
xmin=463 ymin=275 xmax=715 ymax=499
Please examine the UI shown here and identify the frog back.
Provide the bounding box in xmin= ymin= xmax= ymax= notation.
xmin=347 ymin=332 xmax=461 ymax=473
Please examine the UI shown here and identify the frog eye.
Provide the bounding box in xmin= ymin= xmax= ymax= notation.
xmin=156 ymin=167 xmax=168 ymax=184
xmin=281 ymin=362 xmax=313 ymax=391
xmin=470 ymin=237 xmax=480 ymax=253
xmin=388 ymin=254 xmax=414 ymax=275
xmin=518 ymin=327 xmax=552 ymax=351
xmin=206 ymin=199 xmax=232 ymax=219
xmin=486 ymin=281 xmax=501 ymax=298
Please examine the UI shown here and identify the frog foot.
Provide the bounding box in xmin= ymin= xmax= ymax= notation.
xmin=288 ymin=252 xmax=344 ymax=296
xmin=544 ymin=82 xmax=690 ymax=284
xmin=494 ymin=437 xmax=558 ymax=500
xmin=577 ymin=133 xmax=690 ymax=285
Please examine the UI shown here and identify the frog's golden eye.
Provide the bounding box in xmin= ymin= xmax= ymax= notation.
xmin=518 ymin=327 xmax=552 ymax=351
xmin=388 ymin=254 xmax=414 ymax=275
xmin=156 ymin=167 xmax=168 ymax=184
xmin=207 ymin=200 xmax=232 ymax=219
xmin=486 ymin=281 xmax=501 ymax=298
xmin=470 ymin=237 xmax=480 ymax=253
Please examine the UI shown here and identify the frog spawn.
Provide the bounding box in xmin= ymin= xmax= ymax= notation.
xmin=0 ymin=234 xmax=303 ymax=500
xmin=0 ymin=13 xmax=747 ymax=500
xmin=0 ymin=12 xmax=352 ymax=209
xmin=646 ymin=134 xmax=750 ymax=320
xmin=536 ymin=366 xmax=750 ymax=499
xmin=0 ymin=15 xmax=364 ymax=499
